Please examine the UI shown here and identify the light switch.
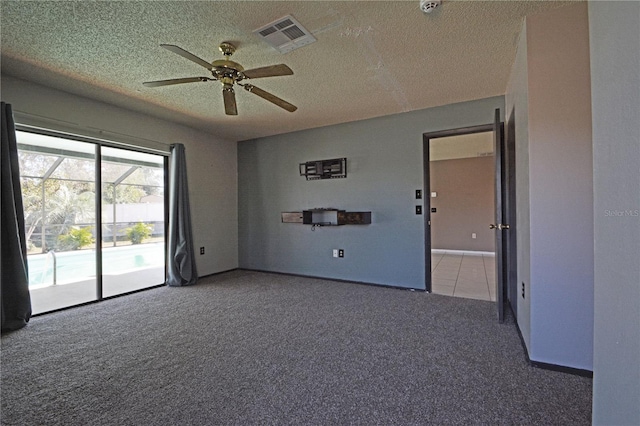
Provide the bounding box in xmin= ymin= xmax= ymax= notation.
xmin=431 ymin=192 xmax=437 ymax=198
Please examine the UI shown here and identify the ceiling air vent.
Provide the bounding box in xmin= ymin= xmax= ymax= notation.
xmin=254 ymin=15 xmax=316 ymax=54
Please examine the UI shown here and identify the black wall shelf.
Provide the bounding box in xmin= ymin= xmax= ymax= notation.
xmin=281 ymin=208 xmax=371 ymax=226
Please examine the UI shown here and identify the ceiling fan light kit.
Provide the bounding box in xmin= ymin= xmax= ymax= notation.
xmin=143 ymin=42 xmax=297 ymax=116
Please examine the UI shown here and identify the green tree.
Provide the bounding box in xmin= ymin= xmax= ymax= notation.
xmin=102 ymin=183 xmax=146 ymax=204
xmin=21 ymin=178 xmax=95 ymax=251
xmin=21 ymin=178 xmax=58 ymax=243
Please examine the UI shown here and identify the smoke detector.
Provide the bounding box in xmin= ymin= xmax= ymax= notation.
xmin=420 ymin=0 xmax=441 ymax=14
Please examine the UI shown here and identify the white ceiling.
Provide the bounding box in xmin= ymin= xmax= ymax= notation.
xmin=1 ymin=1 xmax=572 ymax=142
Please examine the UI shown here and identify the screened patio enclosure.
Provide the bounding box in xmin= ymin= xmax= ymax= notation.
xmin=17 ymin=130 xmax=167 ymax=314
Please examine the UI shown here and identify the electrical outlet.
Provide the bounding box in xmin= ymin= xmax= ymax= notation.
xmin=338 ymin=249 xmax=344 ymax=258
xmin=472 ymin=233 xmax=477 ymax=239
xmin=333 ymin=249 xmax=338 ymax=258
xmin=200 ymin=247 xmax=205 ymax=255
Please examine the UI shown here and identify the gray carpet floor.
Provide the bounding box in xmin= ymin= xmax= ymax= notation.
xmin=1 ymin=270 xmax=592 ymax=425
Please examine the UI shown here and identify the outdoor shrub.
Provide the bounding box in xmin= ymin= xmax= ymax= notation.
xmin=126 ymin=222 xmax=153 ymax=244
xmin=57 ymin=227 xmax=95 ymax=251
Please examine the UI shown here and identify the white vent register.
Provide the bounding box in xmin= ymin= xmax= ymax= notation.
xmin=254 ymin=15 xmax=316 ymax=54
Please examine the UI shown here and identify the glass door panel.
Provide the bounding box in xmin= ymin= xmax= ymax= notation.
xmin=101 ymin=147 xmax=165 ymax=297
xmin=17 ymin=131 xmax=98 ymax=314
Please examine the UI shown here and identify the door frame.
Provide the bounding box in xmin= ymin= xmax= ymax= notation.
xmin=505 ymin=107 xmax=518 ymax=318
xmin=423 ymin=123 xmax=494 ymax=292
xmin=423 ymin=115 xmax=515 ymax=320
xmin=493 ymin=108 xmax=506 ymax=322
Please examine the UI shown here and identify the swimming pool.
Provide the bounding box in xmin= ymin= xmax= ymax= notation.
xmin=28 ymin=243 xmax=164 ymax=288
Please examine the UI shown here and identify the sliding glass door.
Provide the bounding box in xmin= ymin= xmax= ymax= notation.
xmin=18 ymin=132 xmax=98 ymax=313
xmin=17 ymin=130 xmax=167 ymax=314
xmin=101 ymin=147 xmax=165 ymax=297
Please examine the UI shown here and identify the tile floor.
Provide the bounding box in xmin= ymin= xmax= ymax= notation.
xmin=431 ymin=251 xmax=496 ymax=301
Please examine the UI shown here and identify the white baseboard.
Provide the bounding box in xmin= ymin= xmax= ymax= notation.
xmin=431 ymin=249 xmax=495 ymax=256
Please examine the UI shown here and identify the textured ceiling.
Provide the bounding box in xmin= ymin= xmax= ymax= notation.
xmin=1 ymin=1 xmax=572 ymax=142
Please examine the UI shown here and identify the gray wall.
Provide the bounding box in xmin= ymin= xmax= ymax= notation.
xmin=430 ymin=156 xmax=495 ymax=252
xmin=589 ymin=1 xmax=640 ymax=424
xmin=506 ymin=2 xmax=594 ymax=370
xmin=1 ymin=75 xmax=239 ymax=276
xmin=238 ymin=97 xmax=504 ymax=289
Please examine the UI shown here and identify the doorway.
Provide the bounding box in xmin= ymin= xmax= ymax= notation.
xmin=428 ymin=130 xmax=496 ymax=301
xmin=423 ymin=115 xmax=515 ymax=319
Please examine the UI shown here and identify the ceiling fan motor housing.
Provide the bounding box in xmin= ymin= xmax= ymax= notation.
xmin=212 ymin=43 xmax=245 ymax=84
xmin=211 ymin=60 xmax=245 ymax=84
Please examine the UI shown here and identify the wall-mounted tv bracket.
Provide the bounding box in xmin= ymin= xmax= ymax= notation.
xmin=299 ymin=158 xmax=347 ymax=180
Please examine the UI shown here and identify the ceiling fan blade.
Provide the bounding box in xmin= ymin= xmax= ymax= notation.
xmin=243 ymin=84 xmax=297 ymax=112
xmin=143 ymin=77 xmax=211 ymax=87
xmin=223 ymin=86 xmax=238 ymax=116
xmin=241 ymin=64 xmax=293 ymax=79
xmin=160 ymin=44 xmax=212 ymax=70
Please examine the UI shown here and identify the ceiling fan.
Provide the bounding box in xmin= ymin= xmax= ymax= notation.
xmin=143 ymin=42 xmax=297 ymax=116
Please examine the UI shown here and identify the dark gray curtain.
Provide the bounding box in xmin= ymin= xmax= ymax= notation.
xmin=1 ymin=102 xmax=32 ymax=331
xmin=166 ymin=143 xmax=198 ymax=286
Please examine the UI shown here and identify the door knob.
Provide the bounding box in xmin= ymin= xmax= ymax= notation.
xmin=489 ymin=224 xmax=510 ymax=230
